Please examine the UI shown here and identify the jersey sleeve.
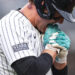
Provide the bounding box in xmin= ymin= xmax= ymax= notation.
xmin=0 ymin=10 xmax=39 ymax=65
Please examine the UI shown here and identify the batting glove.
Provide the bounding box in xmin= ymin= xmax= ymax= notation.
xmin=43 ymin=24 xmax=71 ymax=63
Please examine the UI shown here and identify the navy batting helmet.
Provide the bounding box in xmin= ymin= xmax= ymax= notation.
xmin=34 ymin=0 xmax=75 ymax=22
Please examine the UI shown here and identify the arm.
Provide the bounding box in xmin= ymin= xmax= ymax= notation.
xmin=52 ymin=62 xmax=68 ymax=75
xmin=43 ymin=24 xmax=70 ymax=75
xmin=11 ymin=49 xmax=57 ymax=75
xmin=53 ymin=61 xmax=67 ymax=70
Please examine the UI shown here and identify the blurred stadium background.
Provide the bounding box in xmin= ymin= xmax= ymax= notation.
xmin=0 ymin=0 xmax=75 ymax=75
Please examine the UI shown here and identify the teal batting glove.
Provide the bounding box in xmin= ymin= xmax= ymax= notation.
xmin=43 ymin=24 xmax=71 ymax=63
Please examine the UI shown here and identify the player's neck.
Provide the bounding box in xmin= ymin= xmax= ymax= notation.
xmin=19 ymin=3 xmax=36 ymax=27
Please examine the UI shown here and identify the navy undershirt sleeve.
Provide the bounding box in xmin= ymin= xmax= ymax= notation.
xmin=11 ymin=53 xmax=53 ymax=75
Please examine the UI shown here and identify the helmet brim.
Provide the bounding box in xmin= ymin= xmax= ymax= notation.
xmin=52 ymin=4 xmax=75 ymax=23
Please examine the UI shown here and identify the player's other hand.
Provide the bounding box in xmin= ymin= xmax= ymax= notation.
xmin=43 ymin=24 xmax=71 ymax=63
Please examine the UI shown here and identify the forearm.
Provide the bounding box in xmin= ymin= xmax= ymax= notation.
xmin=54 ymin=61 xmax=67 ymax=70
xmin=11 ymin=51 xmax=55 ymax=75
xmin=52 ymin=62 xmax=68 ymax=75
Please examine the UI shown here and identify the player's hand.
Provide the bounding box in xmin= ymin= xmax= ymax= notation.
xmin=43 ymin=24 xmax=71 ymax=63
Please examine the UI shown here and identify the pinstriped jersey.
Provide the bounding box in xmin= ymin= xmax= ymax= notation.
xmin=0 ymin=10 xmax=44 ymax=65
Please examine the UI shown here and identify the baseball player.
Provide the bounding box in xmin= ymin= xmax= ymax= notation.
xmin=0 ymin=0 xmax=75 ymax=75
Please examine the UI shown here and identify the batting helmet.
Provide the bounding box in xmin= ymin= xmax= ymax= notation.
xmin=34 ymin=0 xmax=75 ymax=22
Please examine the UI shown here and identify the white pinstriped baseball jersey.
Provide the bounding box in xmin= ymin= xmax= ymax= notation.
xmin=0 ymin=10 xmax=52 ymax=75
xmin=0 ymin=10 xmax=44 ymax=75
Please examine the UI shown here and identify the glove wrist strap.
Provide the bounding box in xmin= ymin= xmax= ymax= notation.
xmin=55 ymin=56 xmax=67 ymax=63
